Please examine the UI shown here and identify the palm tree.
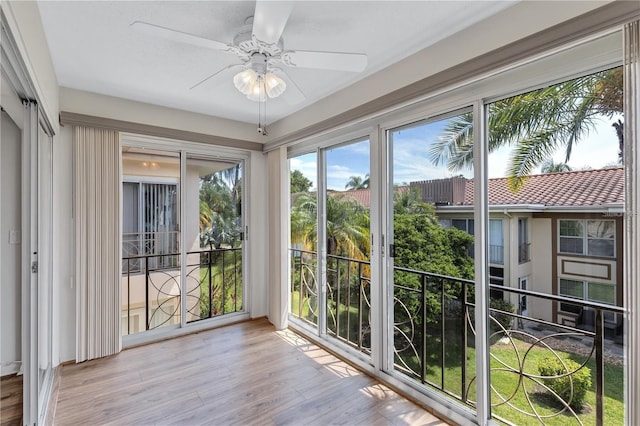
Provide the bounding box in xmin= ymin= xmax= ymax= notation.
xmin=291 ymin=193 xmax=370 ymax=260
xmin=345 ymin=173 xmax=370 ymax=190
xmin=429 ymin=67 xmax=623 ymax=190
xmin=540 ymin=160 xmax=572 ymax=173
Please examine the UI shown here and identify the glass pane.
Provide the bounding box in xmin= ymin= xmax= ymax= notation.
xmin=587 ymin=239 xmax=615 ymax=257
xmin=489 ymin=219 xmax=503 ymax=265
xmin=121 ymin=149 xmax=181 ymax=335
xmin=588 ymin=220 xmax=615 ymax=239
xmin=560 ymin=220 xmax=584 ymax=237
xmin=559 ymin=279 xmax=583 ymax=298
xmin=325 ymin=140 xmax=371 ymax=355
xmin=484 ymin=67 xmax=624 ymax=425
xmin=289 ymin=152 xmax=319 ymax=326
xmin=390 ymin=109 xmax=475 ymax=405
xmin=186 ymin=157 xmax=243 ymax=323
xmin=559 ymin=237 xmax=584 ymax=254
xmin=587 ymin=282 xmax=616 ymax=305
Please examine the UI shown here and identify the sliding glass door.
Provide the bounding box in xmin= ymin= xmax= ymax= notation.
xmin=386 ymin=110 xmax=476 ymax=404
xmin=121 ymin=144 xmax=246 ymax=340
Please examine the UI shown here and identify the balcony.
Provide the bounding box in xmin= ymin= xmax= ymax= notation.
xmin=291 ymin=249 xmax=624 ymax=425
xmin=52 ymin=319 xmax=446 ymax=425
xmin=122 ymin=244 xmax=243 ymax=335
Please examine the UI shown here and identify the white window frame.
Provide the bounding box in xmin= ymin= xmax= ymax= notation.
xmin=558 ymin=219 xmax=616 ymax=258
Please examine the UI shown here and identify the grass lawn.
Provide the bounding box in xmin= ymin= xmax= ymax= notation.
xmin=417 ymin=336 xmax=623 ymax=425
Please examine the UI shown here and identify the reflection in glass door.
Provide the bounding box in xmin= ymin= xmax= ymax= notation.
xmin=387 ymin=110 xmax=476 ymax=405
xmin=185 ymin=157 xmax=244 ymax=323
xmin=121 ymin=149 xmax=181 ymax=335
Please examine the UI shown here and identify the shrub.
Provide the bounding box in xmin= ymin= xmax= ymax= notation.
xmin=538 ymin=357 xmax=591 ymax=409
xmin=489 ymin=298 xmax=515 ymax=334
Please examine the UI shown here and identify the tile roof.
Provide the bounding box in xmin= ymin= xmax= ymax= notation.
xmin=463 ymin=167 xmax=624 ymax=206
xmin=334 ymin=188 xmax=371 ymax=208
xmin=326 ymin=167 xmax=624 ymax=209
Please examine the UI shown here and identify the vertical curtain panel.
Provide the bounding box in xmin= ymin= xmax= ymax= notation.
xmin=624 ymin=19 xmax=640 ymax=426
xmin=74 ymin=126 xmax=121 ymax=362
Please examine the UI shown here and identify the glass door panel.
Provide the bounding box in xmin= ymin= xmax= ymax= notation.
xmin=185 ymin=157 xmax=244 ymax=323
xmin=37 ymin=125 xmax=53 ymax=404
xmin=121 ymin=149 xmax=181 ymax=335
xmin=324 ymin=139 xmax=371 ymax=355
xmin=289 ymin=153 xmax=319 ymax=326
xmin=388 ymin=110 xmax=476 ymax=405
xmin=485 ymin=68 xmax=625 ymax=425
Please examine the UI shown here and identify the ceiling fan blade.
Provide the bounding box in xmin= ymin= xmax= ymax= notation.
xmin=190 ymin=64 xmax=244 ymax=90
xmin=131 ymin=21 xmax=230 ymax=51
xmin=272 ymin=69 xmax=305 ymax=105
xmin=281 ymin=51 xmax=368 ymax=72
xmin=252 ymin=1 xmax=294 ymax=45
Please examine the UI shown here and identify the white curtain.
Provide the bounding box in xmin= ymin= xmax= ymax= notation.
xmin=624 ymin=19 xmax=640 ymax=426
xmin=74 ymin=126 xmax=121 ymax=362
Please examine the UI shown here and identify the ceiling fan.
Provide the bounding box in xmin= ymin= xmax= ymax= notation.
xmin=131 ymin=1 xmax=368 ymax=105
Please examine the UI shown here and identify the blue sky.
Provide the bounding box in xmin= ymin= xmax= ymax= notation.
xmin=289 ymin=114 xmax=622 ymax=191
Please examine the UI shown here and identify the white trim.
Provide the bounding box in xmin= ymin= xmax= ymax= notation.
xmin=317 ymin=147 xmax=327 ymax=337
xmin=120 ymin=133 xmax=251 ymax=342
xmin=122 ymin=312 xmax=251 ymax=348
xmin=473 ymin=100 xmax=491 ymax=425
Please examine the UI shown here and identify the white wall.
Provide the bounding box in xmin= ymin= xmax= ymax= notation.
xmin=248 ymin=150 xmax=268 ymax=318
xmin=1 ymin=111 xmax=23 ymax=375
xmin=531 ymin=218 xmax=553 ymax=321
xmin=60 ymin=88 xmax=263 ymax=144
xmin=53 ymin=125 xmax=75 ymax=363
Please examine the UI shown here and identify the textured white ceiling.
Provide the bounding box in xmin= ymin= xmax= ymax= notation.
xmin=38 ymin=1 xmax=517 ymax=124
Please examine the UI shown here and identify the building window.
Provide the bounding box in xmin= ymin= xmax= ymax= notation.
xmin=440 ymin=218 xmax=503 ymax=264
xmin=558 ymin=219 xmax=615 ymax=257
xmin=559 ymin=278 xmax=616 ymax=315
xmin=518 ymin=218 xmax=530 ymax=263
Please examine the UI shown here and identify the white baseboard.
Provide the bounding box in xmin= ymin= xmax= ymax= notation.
xmin=1 ymin=361 xmax=22 ymax=376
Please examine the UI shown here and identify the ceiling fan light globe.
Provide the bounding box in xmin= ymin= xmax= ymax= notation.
xmin=265 ymin=72 xmax=286 ymax=98
xmin=233 ymin=69 xmax=257 ymax=95
xmin=246 ymin=79 xmax=266 ymax=102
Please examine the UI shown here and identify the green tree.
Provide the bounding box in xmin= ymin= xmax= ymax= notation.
xmin=199 ymin=164 xmax=242 ymax=249
xmin=290 ymin=193 xmax=370 ymax=259
xmin=345 ymin=173 xmax=370 ymax=190
xmin=540 ymin=159 xmax=572 ymax=173
xmin=290 ymin=169 xmax=312 ymax=193
xmin=429 ymin=67 xmax=623 ymax=190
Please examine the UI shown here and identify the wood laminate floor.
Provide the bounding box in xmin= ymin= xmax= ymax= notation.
xmin=54 ymin=319 xmax=450 ymax=425
xmin=0 ymin=373 xmax=22 ymax=426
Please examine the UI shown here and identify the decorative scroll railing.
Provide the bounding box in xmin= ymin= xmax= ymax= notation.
xmin=289 ymin=249 xmax=624 ymax=425
xmin=122 ymin=247 xmax=242 ymax=336
xmin=186 ymin=248 xmax=243 ymax=323
xmin=122 ymin=231 xmax=180 ymax=272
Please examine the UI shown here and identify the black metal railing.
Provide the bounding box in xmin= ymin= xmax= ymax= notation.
xmin=290 ymin=249 xmax=319 ymax=326
xmin=122 ymin=231 xmax=180 ymax=273
xmin=289 ymin=249 xmax=624 ymax=426
xmin=122 ymin=247 xmax=242 ymax=335
xmin=186 ymin=247 xmax=243 ymax=323
xmin=392 ymin=267 xmax=623 ymax=426
xmin=326 ymin=253 xmax=371 ymax=354
xmin=290 ymin=249 xmax=371 ymax=355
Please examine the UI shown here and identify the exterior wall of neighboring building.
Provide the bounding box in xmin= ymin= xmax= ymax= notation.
xmin=529 ymin=217 xmax=553 ymax=322
xmin=533 ymin=212 xmax=624 ymax=330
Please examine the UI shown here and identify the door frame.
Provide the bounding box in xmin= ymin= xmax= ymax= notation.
xmin=120 ymin=133 xmax=252 ymax=347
